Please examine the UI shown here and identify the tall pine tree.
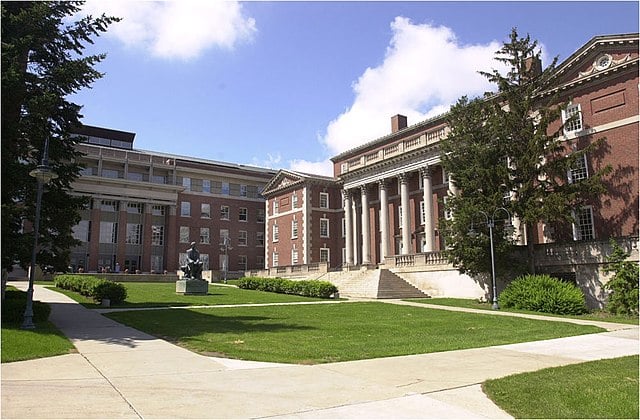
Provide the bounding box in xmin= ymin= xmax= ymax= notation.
xmin=1 ymin=2 xmax=119 ymax=275
xmin=440 ymin=29 xmax=610 ymax=279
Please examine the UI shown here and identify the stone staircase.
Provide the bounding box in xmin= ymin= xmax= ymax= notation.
xmin=328 ymin=268 xmax=429 ymax=299
xmin=376 ymin=269 xmax=430 ymax=299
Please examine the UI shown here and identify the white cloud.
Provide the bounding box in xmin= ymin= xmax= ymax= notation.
xmin=251 ymin=152 xmax=282 ymax=169
xmin=289 ymin=158 xmax=334 ymax=177
xmin=80 ymin=0 xmax=256 ymax=60
xmin=320 ymin=17 xmax=506 ymax=159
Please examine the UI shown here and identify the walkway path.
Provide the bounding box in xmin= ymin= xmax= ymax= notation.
xmin=2 ymin=282 xmax=638 ymax=419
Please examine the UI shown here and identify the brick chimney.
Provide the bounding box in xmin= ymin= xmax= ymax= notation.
xmin=391 ymin=114 xmax=408 ymax=133
xmin=524 ymin=56 xmax=542 ymax=79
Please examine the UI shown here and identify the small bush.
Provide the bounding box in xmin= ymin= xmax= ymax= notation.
xmin=237 ymin=277 xmax=338 ymax=298
xmin=500 ymin=274 xmax=587 ymax=315
xmin=1 ymin=290 xmax=52 ymax=324
xmin=603 ymin=240 xmax=639 ymax=316
xmin=54 ymin=274 xmax=127 ymax=304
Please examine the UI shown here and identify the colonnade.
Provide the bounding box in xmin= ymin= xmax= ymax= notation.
xmin=343 ymin=167 xmax=436 ymax=266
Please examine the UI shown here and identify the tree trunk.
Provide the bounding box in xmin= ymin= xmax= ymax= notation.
xmin=526 ymin=222 xmax=536 ymax=274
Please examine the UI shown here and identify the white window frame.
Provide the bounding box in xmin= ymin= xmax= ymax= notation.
xmin=273 ymin=200 xmax=279 ymax=215
xmin=220 ymin=205 xmax=230 ymax=220
xmin=291 ymin=220 xmax=298 ymax=239
xmin=562 ymin=103 xmax=583 ymax=134
xmin=272 ymin=252 xmax=279 ymax=267
xmin=320 ymin=192 xmax=329 ymax=209
xmin=125 ymin=223 xmax=142 ymax=245
xmin=568 ymin=153 xmax=589 ymax=184
xmin=320 ymin=248 xmax=330 ymax=263
xmin=179 ymin=226 xmax=190 ymax=243
xmin=239 ymin=207 xmax=248 ymax=222
xmin=151 ymin=225 xmax=164 ymax=246
xmin=201 ymin=203 xmax=211 ymax=218
xmin=238 ymin=230 xmax=248 ymax=246
xmin=320 ymin=218 xmax=329 ymax=238
xmin=200 ymin=227 xmax=210 ymax=244
xmin=99 ymin=222 xmax=117 ymax=244
xmin=572 ymin=206 xmax=595 ymax=241
xmin=180 ymin=201 xmax=191 ymax=217
xmin=292 ymin=194 xmax=298 ymax=209
xmin=272 ymin=224 xmax=279 ymax=242
xmin=291 ymin=248 xmax=299 ymax=265
xmin=219 ymin=229 xmax=230 ymax=245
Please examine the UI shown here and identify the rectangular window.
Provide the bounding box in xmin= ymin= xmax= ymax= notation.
xmin=179 ymin=226 xmax=190 ymax=243
xmin=201 ymin=203 xmax=211 ymax=218
xmin=291 ymin=249 xmax=299 ymax=265
xmin=152 ymin=205 xmax=165 ymax=216
xmin=320 ymin=218 xmax=329 ymax=238
xmin=101 ymin=168 xmax=119 ymax=179
xmin=220 ymin=205 xmax=230 ymax=220
xmin=257 ymin=208 xmax=265 ymax=223
xmin=182 ymin=177 xmax=191 ymax=191
xmin=568 ymin=153 xmax=589 ymax=183
xmin=273 ymin=200 xmax=279 ymax=215
xmin=126 ymin=223 xmax=142 ymax=244
xmin=573 ymin=206 xmax=595 ymax=241
xmin=201 ymin=254 xmax=210 ymax=271
xmin=273 ymin=224 xmax=279 ymax=242
xmin=292 ymin=194 xmax=298 ymax=209
xmin=127 ymin=203 xmax=142 ymax=214
xmin=238 ymin=255 xmax=247 ymax=271
xmin=442 ymin=167 xmax=449 ymax=185
xmin=240 ymin=185 xmax=247 ymax=197
xmin=320 ymin=248 xmax=330 ymax=263
xmin=222 ymin=182 xmax=230 ymax=195
xmin=219 ymin=229 xmax=230 ymax=245
xmin=291 ymin=220 xmax=298 ymax=239
xmin=256 ymin=232 xmax=265 ymax=247
xmin=320 ymin=192 xmax=329 ymax=208
xmin=202 ymin=179 xmax=211 ymax=193
xmin=238 ymin=230 xmax=247 ymax=246
xmin=257 ymin=255 xmax=265 ymax=268
xmin=563 ymin=103 xmax=583 ymax=133
xmin=100 ymin=200 xmax=118 ymax=212
xmin=151 ymin=225 xmax=164 ymax=246
xmin=72 ymin=220 xmax=91 ymax=242
xmin=272 ymin=252 xmax=279 ymax=267
xmin=181 ymin=201 xmax=191 ymax=217
xmin=127 ymin=172 xmax=144 ymax=182
xmin=239 ymin=207 xmax=248 ymax=222
xmin=99 ymin=222 xmax=117 ymax=244
xmin=200 ymin=227 xmax=210 ymax=244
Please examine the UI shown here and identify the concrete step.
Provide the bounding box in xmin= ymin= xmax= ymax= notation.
xmin=377 ymin=269 xmax=430 ymax=299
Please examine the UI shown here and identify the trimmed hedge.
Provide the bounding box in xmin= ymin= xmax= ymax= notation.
xmin=54 ymin=274 xmax=127 ymax=304
xmin=237 ymin=277 xmax=338 ymax=298
xmin=500 ymin=274 xmax=587 ymax=315
xmin=1 ymin=289 xmax=52 ymax=324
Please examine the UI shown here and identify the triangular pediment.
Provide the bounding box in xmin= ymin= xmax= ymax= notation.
xmin=261 ymin=170 xmax=305 ymax=196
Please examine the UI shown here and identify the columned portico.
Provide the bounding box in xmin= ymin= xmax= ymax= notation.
xmin=399 ymin=173 xmax=411 ymax=254
xmin=343 ymin=190 xmax=353 ymax=265
xmin=420 ymin=167 xmax=435 ymax=252
xmin=360 ymin=185 xmax=371 ymax=265
xmin=378 ymin=180 xmax=389 ymax=261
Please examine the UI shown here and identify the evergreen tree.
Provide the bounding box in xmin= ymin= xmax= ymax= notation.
xmin=1 ymin=2 xmax=119 ymax=274
xmin=439 ymin=29 xmax=610 ymax=279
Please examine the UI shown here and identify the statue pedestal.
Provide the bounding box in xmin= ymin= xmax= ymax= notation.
xmin=176 ymin=279 xmax=208 ymax=295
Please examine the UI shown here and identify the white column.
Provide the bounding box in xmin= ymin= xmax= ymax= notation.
xmin=343 ymin=190 xmax=353 ymax=265
xmin=420 ymin=167 xmax=435 ymax=252
xmin=351 ymin=192 xmax=359 ymax=265
xmin=360 ymin=185 xmax=371 ymax=265
xmin=378 ymin=179 xmax=389 ymax=261
xmin=399 ymin=173 xmax=411 ymax=255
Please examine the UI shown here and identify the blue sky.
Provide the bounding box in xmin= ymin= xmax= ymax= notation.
xmin=73 ymin=1 xmax=639 ymax=176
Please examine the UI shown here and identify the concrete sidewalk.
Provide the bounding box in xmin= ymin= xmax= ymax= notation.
xmin=2 ymin=283 xmax=638 ymax=419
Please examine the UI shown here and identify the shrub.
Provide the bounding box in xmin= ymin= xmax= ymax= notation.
xmin=1 ymin=290 xmax=52 ymax=324
xmin=237 ymin=277 xmax=338 ymax=298
xmin=603 ymin=240 xmax=639 ymax=316
xmin=54 ymin=274 xmax=127 ymax=304
xmin=500 ymin=274 xmax=587 ymax=315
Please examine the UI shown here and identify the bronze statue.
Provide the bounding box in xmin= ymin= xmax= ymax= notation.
xmin=182 ymin=241 xmax=203 ymax=280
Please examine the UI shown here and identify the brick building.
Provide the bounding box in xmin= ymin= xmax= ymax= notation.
xmin=69 ymin=125 xmax=275 ymax=274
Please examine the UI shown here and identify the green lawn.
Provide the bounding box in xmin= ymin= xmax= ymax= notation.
xmin=408 ymin=297 xmax=640 ymax=325
xmin=106 ymin=301 xmax=603 ymax=364
xmin=51 ymin=282 xmax=327 ymax=308
xmin=484 ymin=355 xmax=639 ymax=419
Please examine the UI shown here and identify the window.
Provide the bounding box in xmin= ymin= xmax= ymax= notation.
xmin=239 ymin=207 xmax=248 ymax=222
xmin=100 ymin=200 xmax=118 ymax=212
xmin=101 ymin=168 xmax=119 ymax=179
xmin=238 ymin=255 xmax=247 ymax=271
xmin=563 ymin=103 xmax=583 ymax=133
xmin=201 ymin=254 xmax=210 ymax=271
xmin=179 ymin=226 xmax=190 ymax=243
xmin=257 ymin=208 xmax=265 ymax=223
xmin=272 ymin=252 xmax=279 ymax=267
xmin=238 ymin=230 xmax=247 ymax=246
xmin=200 ymin=227 xmax=210 ymax=244
xmin=202 ymin=179 xmax=211 ymax=193
xmin=126 ymin=223 xmax=142 ymax=244
xmin=291 ymin=249 xmax=299 ymax=265
xmin=152 ymin=205 xmax=165 ymax=216
xmin=273 ymin=200 xmax=279 ymax=215
xmin=573 ymin=206 xmax=595 ymax=241
xmin=291 ymin=220 xmax=298 ymax=239
xmin=292 ymin=194 xmax=298 ymax=209
xmin=320 ymin=248 xmax=330 ymax=263
xmin=182 ymin=177 xmax=191 ymax=191
xmin=256 ymin=232 xmax=265 ymax=247
xmin=219 ymin=229 xmax=230 ymax=245
xmin=201 ymin=203 xmax=211 ymax=218
xmin=568 ymin=153 xmax=589 ymax=183
xmin=240 ymin=184 xmax=247 ymax=197
xmin=220 ymin=205 xmax=230 ymax=220
xmin=320 ymin=218 xmax=329 ymax=238
xmin=273 ymin=224 xmax=279 ymax=242
xmin=443 ymin=196 xmax=453 ymax=221
xmin=150 ymin=255 xmax=163 ymax=273
xmin=222 ymin=182 xmax=230 ymax=195
xmin=442 ymin=167 xmax=449 ymax=185
xmin=181 ymin=201 xmax=191 ymax=217
xmin=127 ymin=203 xmax=142 ymax=214
xmin=320 ymin=192 xmax=329 ymax=208
xmin=99 ymin=222 xmax=117 ymax=243
xmin=151 ymin=225 xmax=164 ymax=246
xmin=257 ymin=255 xmax=265 ymax=268
xmin=72 ymin=221 xmax=91 ymax=242
xmin=127 ymin=172 xmax=144 ymax=182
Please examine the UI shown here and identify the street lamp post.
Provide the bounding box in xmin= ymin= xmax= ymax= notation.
xmin=468 ymin=207 xmax=512 ymax=310
xmin=221 ymin=236 xmax=232 ymax=284
xmin=22 ymin=137 xmax=58 ymax=329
